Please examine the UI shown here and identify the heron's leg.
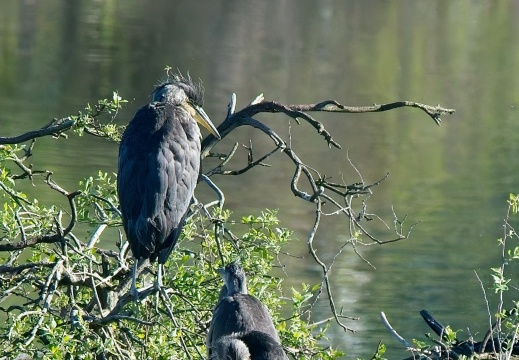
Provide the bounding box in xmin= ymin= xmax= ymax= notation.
xmin=125 ymin=258 xmax=153 ymax=302
xmin=155 ymin=263 xmax=164 ymax=289
xmin=131 ymin=260 xmax=139 ymax=301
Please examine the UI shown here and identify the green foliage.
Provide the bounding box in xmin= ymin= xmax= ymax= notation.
xmin=0 ymin=146 xmax=58 ymax=241
xmin=508 ymin=193 xmax=519 ymax=214
xmin=366 ymin=342 xmax=386 ymax=360
xmin=441 ymin=326 xmax=459 ymax=348
xmin=487 ymin=194 xmax=519 ymax=357
xmin=76 ymin=171 xmax=120 ymax=226
xmin=71 ymin=91 xmax=127 ymax=141
xmin=411 ymin=338 xmax=428 ymax=350
xmin=491 ymin=266 xmax=510 ymax=293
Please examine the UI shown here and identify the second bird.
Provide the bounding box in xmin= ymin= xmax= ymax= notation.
xmin=207 ymin=263 xmax=288 ymax=359
xmin=117 ymin=74 xmax=220 ymax=297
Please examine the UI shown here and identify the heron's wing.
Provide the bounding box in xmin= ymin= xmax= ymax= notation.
xmin=236 ymin=294 xmax=280 ymax=342
xmin=117 ymin=104 xmax=201 ymax=260
xmin=118 ymin=105 xmax=160 ymax=258
xmin=207 ymin=297 xmax=239 ymax=358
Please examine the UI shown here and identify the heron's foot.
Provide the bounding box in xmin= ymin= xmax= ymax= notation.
xmin=154 ymin=277 xmax=164 ymax=292
xmin=131 ymin=286 xmax=140 ymax=302
xmin=157 ymin=286 xmax=175 ymax=319
xmin=155 ymin=263 xmax=165 ymax=291
xmin=153 ymin=269 xmax=165 ymax=310
xmin=129 ymin=284 xmax=154 ymax=303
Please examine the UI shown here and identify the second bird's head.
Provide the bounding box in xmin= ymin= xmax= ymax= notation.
xmin=219 ymin=262 xmax=248 ymax=296
xmin=152 ymin=74 xmax=220 ymax=139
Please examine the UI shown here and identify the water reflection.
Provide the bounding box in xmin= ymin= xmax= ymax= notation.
xmin=2 ymin=0 xmax=519 ymax=358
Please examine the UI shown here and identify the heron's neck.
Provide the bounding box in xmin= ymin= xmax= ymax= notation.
xmin=229 ymin=277 xmax=247 ymax=295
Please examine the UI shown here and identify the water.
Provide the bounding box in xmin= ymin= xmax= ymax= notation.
xmin=2 ymin=1 xmax=519 ymax=358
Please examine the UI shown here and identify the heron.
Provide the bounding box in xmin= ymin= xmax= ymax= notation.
xmin=207 ymin=263 xmax=287 ymax=359
xmin=117 ymin=74 xmax=220 ymax=298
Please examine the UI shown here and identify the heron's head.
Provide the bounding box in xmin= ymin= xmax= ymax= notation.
xmin=152 ymin=74 xmax=220 ymax=138
xmin=218 ymin=262 xmax=247 ymax=296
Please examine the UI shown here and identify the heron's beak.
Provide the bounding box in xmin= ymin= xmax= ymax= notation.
xmin=187 ymin=102 xmax=221 ymax=139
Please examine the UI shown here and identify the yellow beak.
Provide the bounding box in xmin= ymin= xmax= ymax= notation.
xmin=186 ymin=102 xmax=221 ymax=139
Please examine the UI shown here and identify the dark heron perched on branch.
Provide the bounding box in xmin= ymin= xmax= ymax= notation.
xmin=117 ymin=74 xmax=220 ymax=298
xmin=207 ymin=263 xmax=288 ymax=359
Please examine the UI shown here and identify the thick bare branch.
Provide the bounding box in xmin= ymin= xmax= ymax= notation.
xmin=0 ymin=234 xmax=61 ymax=251
xmin=202 ymin=98 xmax=455 ymax=157
xmin=0 ymin=261 xmax=55 ymax=275
xmin=289 ymin=100 xmax=455 ymax=126
xmin=0 ymin=118 xmax=74 ymax=145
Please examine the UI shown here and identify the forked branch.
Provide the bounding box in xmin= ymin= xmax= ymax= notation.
xmin=200 ymin=94 xmax=454 ymax=331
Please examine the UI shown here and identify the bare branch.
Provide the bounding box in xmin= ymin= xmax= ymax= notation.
xmin=0 ymin=118 xmax=74 ymax=145
xmin=380 ymin=311 xmax=414 ymax=349
xmin=0 ymin=234 xmax=62 ymax=251
xmin=202 ymin=98 xmax=454 ymax=157
xmin=289 ymin=100 xmax=455 ymax=126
